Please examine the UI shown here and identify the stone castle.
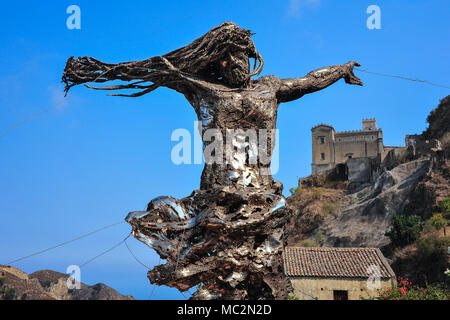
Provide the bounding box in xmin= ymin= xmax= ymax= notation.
xmin=311 ymin=118 xmax=443 ymax=183
xmin=311 ymin=118 xmax=383 ymax=174
xmin=311 ymin=118 xmax=404 ymax=182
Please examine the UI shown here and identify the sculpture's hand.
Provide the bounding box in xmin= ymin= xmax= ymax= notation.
xmin=343 ymin=61 xmax=363 ymax=86
xmin=277 ymin=61 xmax=364 ymax=103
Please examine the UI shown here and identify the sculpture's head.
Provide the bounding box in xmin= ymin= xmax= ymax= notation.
xmin=217 ymin=50 xmax=251 ymax=87
xmin=62 ymin=22 xmax=264 ymax=95
xmin=165 ymin=21 xmax=264 ymax=88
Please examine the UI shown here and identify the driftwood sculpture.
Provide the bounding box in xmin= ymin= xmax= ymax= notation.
xmin=62 ymin=22 xmax=362 ymax=299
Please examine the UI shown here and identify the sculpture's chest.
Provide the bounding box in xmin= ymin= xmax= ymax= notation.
xmin=194 ymin=89 xmax=278 ymax=130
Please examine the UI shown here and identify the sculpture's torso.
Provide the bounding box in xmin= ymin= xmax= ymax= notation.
xmin=184 ymin=76 xmax=281 ymax=191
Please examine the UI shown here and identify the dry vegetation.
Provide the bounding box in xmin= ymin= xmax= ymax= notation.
xmin=286 ymin=175 xmax=346 ymax=245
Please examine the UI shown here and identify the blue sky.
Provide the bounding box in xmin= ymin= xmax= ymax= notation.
xmin=0 ymin=0 xmax=448 ymax=300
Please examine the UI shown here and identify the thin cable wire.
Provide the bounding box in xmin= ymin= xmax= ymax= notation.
xmin=124 ymin=238 xmax=152 ymax=270
xmin=5 ymin=220 xmax=125 ymax=265
xmin=1 ymin=69 xmax=111 ymax=140
xmin=0 ymin=92 xmax=77 ymax=140
xmin=148 ymin=257 xmax=161 ymax=300
xmin=123 ymin=237 xmax=161 ymax=300
xmin=79 ymin=233 xmax=131 ymax=268
xmin=355 ymin=68 xmax=450 ymax=90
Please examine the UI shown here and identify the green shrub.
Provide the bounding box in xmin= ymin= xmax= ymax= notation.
xmin=289 ymin=186 xmax=303 ymax=196
xmin=312 ymin=187 xmax=323 ymax=199
xmin=386 ymin=215 xmax=424 ymax=248
xmin=439 ymin=198 xmax=450 ymax=218
xmin=299 ymin=239 xmax=315 ymax=247
xmin=0 ymin=277 xmax=4 ymax=286
xmin=428 ymin=213 xmax=448 ymax=235
xmin=3 ymin=288 xmax=16 ymax=300
xmin=416 ymin=233 xmax=450 ymax=260
xmin=314 ymin=230 xmax=324 ymax=244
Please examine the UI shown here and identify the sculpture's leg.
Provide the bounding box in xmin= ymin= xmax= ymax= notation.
xmin=126 ymin=188 xmax=293 ymax=300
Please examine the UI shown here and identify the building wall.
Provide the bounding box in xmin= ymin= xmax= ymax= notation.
xmin=334 ymin=140 xmax=367 ymax=163
xmin=334 ymin=131 xmax=383 ymax=163
xmin=346 ymin=158 xmax=373 ymax=182
xmin=290 ymin=277 xmax=396 ymax=300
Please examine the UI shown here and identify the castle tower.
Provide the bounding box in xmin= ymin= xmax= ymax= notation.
xmin=362 ymin=118 xmax=377 ymax=131
xmin=311 ymin=124 xmax=335 ymax=174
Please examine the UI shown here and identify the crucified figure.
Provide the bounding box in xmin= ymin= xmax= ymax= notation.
xmin=63 ymin=22 xmax=362 ymax=300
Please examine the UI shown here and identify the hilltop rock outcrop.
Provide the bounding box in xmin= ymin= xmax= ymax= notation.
xmin=0 ymin=265 xmax=134 ymax=300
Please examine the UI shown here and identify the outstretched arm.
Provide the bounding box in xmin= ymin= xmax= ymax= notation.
xmin=276 ymin=61 xmax=363 ymax=103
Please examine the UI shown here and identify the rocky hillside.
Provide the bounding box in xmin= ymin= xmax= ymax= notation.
xmin=319 ymin=159 xmax=430 ymax=248
xmin=286 ymin=95 xmax=450 ymax=286
xmin=0 ymin=265 xmax=134 ymax=300
xmin=287 ymin=158 xmax=436 ymax=248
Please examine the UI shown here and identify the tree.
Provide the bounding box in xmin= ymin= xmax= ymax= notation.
xmin=386 ymin=215 xmax=424 ymax=248
xmin=429 ymin=213 xmax=448 ymax=236
xmin=439 ymin=197 xmax=450 ymax=219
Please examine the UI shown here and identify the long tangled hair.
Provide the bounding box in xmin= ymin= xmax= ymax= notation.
xmin=62 ymin=22 xmax=264 ymax=97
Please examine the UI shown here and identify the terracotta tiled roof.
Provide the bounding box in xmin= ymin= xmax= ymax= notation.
xmin=283 ymin=247 xmax=396 ymax=279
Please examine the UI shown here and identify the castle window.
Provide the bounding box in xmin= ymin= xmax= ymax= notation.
xmin=319 ymin=136 xmax=325 ymax=144
xmin=321 ymin=153 xmax=325 ymax=160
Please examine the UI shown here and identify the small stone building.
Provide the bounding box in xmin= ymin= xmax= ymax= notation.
xmin=283 ymin=247 xmax=396 ymax=300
